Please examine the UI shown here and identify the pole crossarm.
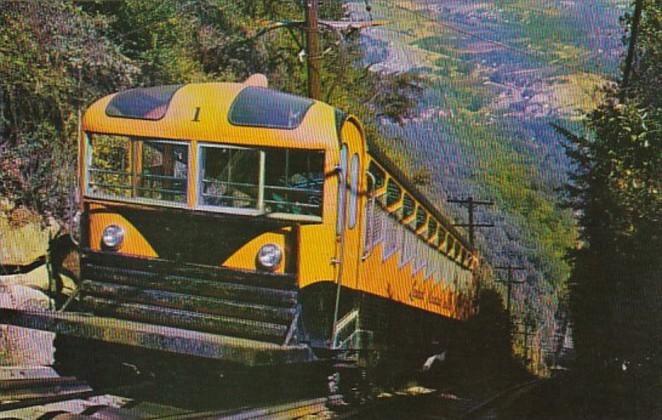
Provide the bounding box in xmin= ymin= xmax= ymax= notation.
xmin=447 ymin=196 xmax=494 ymax=248
xmin=319 ymin=19 xmax=388 ymax=32
xmin=494 ymin=265 xmax=527 ymax=317
xmin=253 ymin=20 xmax=386 ymax=36
xmin=448 ymin=198 xmax=495 ymax=206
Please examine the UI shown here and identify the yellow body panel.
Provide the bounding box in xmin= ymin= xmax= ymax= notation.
xmin=358 ymin=242 xmax=476 ymax=321
xmin=88 ymin=203 xmax=157 ymax=257
xmin=82 ymin=83 xmax=339 ymax=152
xmin=297 ymin=225 xmax=337 ymax=288
xmin=223 ymin=230 xmax=289 ymax=273
xmin=337 ymin=119 xmax=367 ymax=290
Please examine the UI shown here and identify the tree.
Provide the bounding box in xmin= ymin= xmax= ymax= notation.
xmin=0 ymin=1 xmax=137 ymax=223
xmin=557 ymin=0 xmax=661 ymax=413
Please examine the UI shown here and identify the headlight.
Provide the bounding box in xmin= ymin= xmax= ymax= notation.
xmin=102 ymin=224 xmax=125 ymax=250
xmin=256 ymin=244 xmax=282 ymax=271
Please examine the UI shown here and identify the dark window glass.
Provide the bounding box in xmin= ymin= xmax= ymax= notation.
xmin=402 ymin=194 xmax=415 ymax=219
xmin=264 ymin=149 xmax=324 ymax=216
xmin=386 ymin=179 xmax=401 ymax=207
xmin=428 ymin=219 xmax=438 ymax=240
xmin=199 ymin=146 xmax=259 ymax=209
xmin=348 ymin=154 xmax=360 ymax=228
xmin=368 ymin=161 xmax=385 ymax=190
xmin=229 ymin=87 xmax=314 ymax=129
xmin=440 ymin=230 xmax=450 ymax=252
xmin=432 ymin=226 xmax=442 ymax=247
xmin=454 ymin=241 xmax=461 ymax=258
xmin=138 ymin=141 xmax=188 ymax=203
xmin=416 ymin=207 xmax=427 ymax=230
xmin=106 ymin=85 xmax=182 ymax=120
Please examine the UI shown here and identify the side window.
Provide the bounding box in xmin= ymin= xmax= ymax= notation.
xmin=453 ymin=241 xmax=461 ymax=259
xmin=348 ymin=153 xmax=359 ymax=229
xmin=402 ymin=194 xmax=415 ymax=220
xmin=368 ymin=161 xmax=385 ymax=190
xmin=439 ymin=228 xmax=449 ymax=252
xmin=428 ymin=218 xmax=438 ymax=241
xmin=386 ymin=179 xmax=401 ymax=208
xmin=263 ymin=149 xmax=324 ymax=216
xmin=198 ymin=145 xmax=259 ymax=209
xmin=415 ymin=207 xmax=427 ymax=230
xmin=336 ymin=144 xmax=348 ymax=233
xmin=139 ymin=141 xmax=189 ymax=203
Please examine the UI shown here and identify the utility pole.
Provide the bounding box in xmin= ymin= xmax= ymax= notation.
xmin=523 ymin=322 xmax=536 ymax=366
xmin=305 ymin=0 xmax=322 ymax=99
xmin=621 ymin=0 xmax=644 ymax=93
xmin=513 ymin=319 xmax=536 ymax=367
xmin=495 ymin=265 xmax=526 ymax=318
xmin=448 ymin=196 xmax=494 ymax=248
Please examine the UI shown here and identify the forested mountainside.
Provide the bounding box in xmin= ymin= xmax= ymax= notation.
xmin=348 ymin=0 xmax=627 ymax=361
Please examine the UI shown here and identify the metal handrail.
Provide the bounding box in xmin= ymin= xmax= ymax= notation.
xmin=362 ymin=171 xmax=377 ymax=260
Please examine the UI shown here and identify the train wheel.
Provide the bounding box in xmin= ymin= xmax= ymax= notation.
xmin=329 ymin=364 xmax=375 ymax=405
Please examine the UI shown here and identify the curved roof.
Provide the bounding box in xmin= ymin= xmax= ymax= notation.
xmin=82 ymin=82 xmax=341 ymax=151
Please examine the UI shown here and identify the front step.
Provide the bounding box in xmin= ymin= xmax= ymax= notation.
xmin=80 ymin=270 xmax=298 ymax=308
xmin=79 ymin=251 xmax=300 ymax=344
xmin=81 ymin=280 xmax=296 ymax=324
xmin=83 ymin=251 xmax=298 ymax=290
xmin=82 ymin=296 xmax=289 ymax=343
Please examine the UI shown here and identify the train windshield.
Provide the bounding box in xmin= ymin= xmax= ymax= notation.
xmin=198 ymin=145 xmax=324 ymax=217
xmin=86 ymin=134 xmax=189 ymax=205
xmin=86 ymin=135 xmax=324 ymax=217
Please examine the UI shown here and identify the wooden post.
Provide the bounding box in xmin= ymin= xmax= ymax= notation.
xmin=305 ymin=1 xmax=322 ymax=99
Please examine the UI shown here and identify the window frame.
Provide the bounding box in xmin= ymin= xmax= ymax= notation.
xmin=336 ymin=144 xmax=349 ymax=234
xmin=85 ymin=133 xmax=191 ymax=209
xmin=195 ymin=142 xmax=325 ymax=221
xmin=402 ymin=194 xmax=415 ymax=223
xmin=195 ymin=142 xmax=265 ymax=216
xmin=385 ymin=178 xmax=403 ymax=212
xmin=348 ymin=153 xmax=360 ymax=229
xmin=84 ymin=133 xmax=325 ymax=222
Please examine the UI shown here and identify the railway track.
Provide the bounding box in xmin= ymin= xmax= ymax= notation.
xmin=344 ymin=379 xmax=544 ymax=419
xmin=0 ymin=366 xmax=354 ymax=419
xmin=458 ymin=379 xmax=542 ymax=419
xmin=1 ymin=364 xmax=543 ymax=419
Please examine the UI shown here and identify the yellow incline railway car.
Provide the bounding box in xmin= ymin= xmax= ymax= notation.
xmin=3 ymin=76 xmax=480 ymax=370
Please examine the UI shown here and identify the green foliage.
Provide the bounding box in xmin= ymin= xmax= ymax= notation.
xmin=0 ymin=1 xmax=137 ymax=221
xmin=0 ymin=0 xmax=421 ymax=225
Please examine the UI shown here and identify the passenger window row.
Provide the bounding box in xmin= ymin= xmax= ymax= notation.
xmin=365 ymin=160 xmax=475 ymax=271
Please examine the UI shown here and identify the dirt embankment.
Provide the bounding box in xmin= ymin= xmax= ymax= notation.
xmin=0 ymin=207 xmax=60 ymax=366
